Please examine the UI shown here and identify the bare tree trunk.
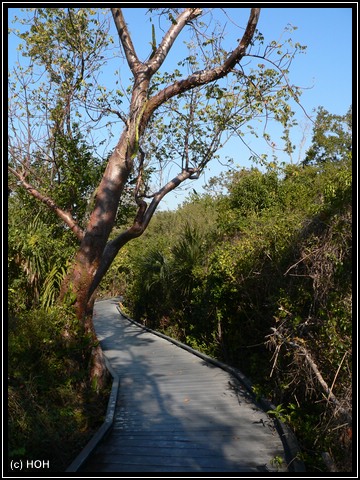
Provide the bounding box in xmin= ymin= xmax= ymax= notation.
xmin=59 ymin=66 xmax=153 ymax=382
xmin=59 ymin=127 xmax=136 ymax=385
xmin=60 ymin=130 xmax=129 ymax=298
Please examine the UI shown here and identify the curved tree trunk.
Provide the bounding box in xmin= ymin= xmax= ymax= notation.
xmin=57 ymin=7 xmax=261 ymax=386
xmin=59 ymin=126 xmax=137 ymax=386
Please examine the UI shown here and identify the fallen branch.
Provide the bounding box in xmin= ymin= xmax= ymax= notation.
xmin=283 ymin=247 xmax=322 ymax=276
xmin=269 ymin=328 xmax=352 ymax=424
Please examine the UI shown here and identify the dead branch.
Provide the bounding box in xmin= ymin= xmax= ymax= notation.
xmin=268 ymin=327 xmax=352 ymax=424
xmin=283 ymin=247 xmax=322 ymax=276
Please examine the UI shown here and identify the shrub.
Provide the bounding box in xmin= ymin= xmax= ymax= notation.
xmin=8 ymin=305 xmax=110 ymax=472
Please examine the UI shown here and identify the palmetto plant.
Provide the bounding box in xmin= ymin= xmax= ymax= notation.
xmin=171 ymin=223 xmax=204 ymax=298
xmin=142 ymin=249 xmax=171 ymax=295
xmin=41 ymin=262 xmax=69 ymax=309
xmin=9 ymin=204 xmax=74 ymax=310
xmin=10 ymin=212 xmax=49 ymax=303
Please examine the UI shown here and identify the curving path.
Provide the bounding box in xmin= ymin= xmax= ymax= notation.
xmin=80 ymin=298 xmax=292 ymax=473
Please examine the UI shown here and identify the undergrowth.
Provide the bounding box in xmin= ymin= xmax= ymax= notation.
xmin=8 ymin=305 xmax=111 ymax=473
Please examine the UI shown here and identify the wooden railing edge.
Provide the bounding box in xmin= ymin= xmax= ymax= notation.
xmin=65 ymin=348 xmax=120 ymax=472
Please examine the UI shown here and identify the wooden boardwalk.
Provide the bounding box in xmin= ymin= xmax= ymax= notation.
xmin=80 ymin=298 xmax=290 ymax=473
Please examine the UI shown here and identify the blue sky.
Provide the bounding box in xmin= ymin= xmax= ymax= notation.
xmin=257 ymin=8 xmax=352 ymax=114
xmin=8 ymin=6 xmax=353 ymax=210
xmin=121 ymin=7 xmax=353 ymax=114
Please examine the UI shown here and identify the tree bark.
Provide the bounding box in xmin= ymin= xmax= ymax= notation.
xmin=87 ymin=168 xmax=194 ymax=300
xmin=59 ymin=127 xmax=132 ymax=318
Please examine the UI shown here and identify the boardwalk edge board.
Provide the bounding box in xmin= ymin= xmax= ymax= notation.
xmin=117 ymin=303 xmax=306 ymax=473
xmin=65 ymin=351 xmax=120 ymax=472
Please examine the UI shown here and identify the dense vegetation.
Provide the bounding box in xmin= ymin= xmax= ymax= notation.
xmin=98 ymin=106 xmax=352 ymax=472
xmin=8 ymin=190 xmax=111 ymax=472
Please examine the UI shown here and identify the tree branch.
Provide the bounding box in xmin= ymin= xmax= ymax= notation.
xmin=111 ymin=8 xmax=140 ymax=74
xmin=296 ymin=343 xmax=352 ymax=424
xmin=144 ymin=8 xmax=261 ymax=118
xmin=146 ymin=8 xmax=202 ymax=75
xmin=143 ymin=169 xmax=193 ymax=227
xmin=8 ymin=166 xmax=84 ymax=241
xmin=87 ymin=168 xmax=193 ymax=299
xmin=105 ymin=107 xmax=129 ymax=126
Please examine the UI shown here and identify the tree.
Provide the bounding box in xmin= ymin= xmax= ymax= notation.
xmin=8 ymin=7 xmax=306 ymax=380
xmin=303 ymin=106 xmax=352 ymax=166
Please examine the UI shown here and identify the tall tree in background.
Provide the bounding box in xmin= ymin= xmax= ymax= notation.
xmin=8 ymin=7 xmax=306 ymax=379
xmin=303 ymin=106 xmax=352 ymax=165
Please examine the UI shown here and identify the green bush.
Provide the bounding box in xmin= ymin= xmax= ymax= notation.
xmin=8 ymin=305 xmax=110 ymax=472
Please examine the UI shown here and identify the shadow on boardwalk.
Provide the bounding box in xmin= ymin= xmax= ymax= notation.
xmin=78 ymin=298 xmax=299 ymax=473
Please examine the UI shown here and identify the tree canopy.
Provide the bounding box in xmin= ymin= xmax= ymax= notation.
xmin=303 ymin=105 xmax=352 ymax=165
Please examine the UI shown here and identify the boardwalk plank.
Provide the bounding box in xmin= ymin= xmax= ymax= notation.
xmin=80 ymin=299 xmax=289 ymax=473
xmin=83 ymin=463 xmax=269 ymax=473
xmin=87 ymin=453 xmax=270 ymax=469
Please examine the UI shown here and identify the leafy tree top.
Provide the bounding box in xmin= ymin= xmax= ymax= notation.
xmin=303 ymin=106 xmax=352 ymax=166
